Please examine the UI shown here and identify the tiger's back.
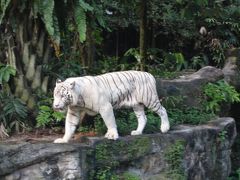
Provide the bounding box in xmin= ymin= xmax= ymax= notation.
xmin=93 ymin=71 xmax=158 ymax=109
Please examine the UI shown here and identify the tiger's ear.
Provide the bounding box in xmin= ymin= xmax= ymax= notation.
xmin=56 ymin=79 xmax=62 ymax=84
xmin=70 ymin=81 xmax=75 ymax=89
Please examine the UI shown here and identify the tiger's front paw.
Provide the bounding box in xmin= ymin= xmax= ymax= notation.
xmin=161 ymin=122 xmax=170 ymax=133
xmin=131 ymin=130 xmax=142 ymax=136
xmin=54 ymin=138 xmax=68 ymax=143
xmin=105 ymin=129 xmax=119 ymax=140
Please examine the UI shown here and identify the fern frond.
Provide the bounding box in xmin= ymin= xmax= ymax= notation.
xmin=41 ymin=0 xmax=55 ymax=37
xmin=0 ymin=65 xmax=16 ymax=83
xmin=3 ymin=97 xmax=28 ymax=119
xmin=74 ymin=4 xmax=86 ymax=43
xmin=33 ymin=0 xmax=60 ymax=44
xmin=78 ymin=0 xmax=93 ymax=12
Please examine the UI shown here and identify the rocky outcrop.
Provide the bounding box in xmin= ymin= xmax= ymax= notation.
xmin=156 ymin=66 xmax=223 ymax=107
xmin=0 ymin=117 xmax=236 ymax=180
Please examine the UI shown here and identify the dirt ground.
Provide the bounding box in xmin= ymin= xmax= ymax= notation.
xmin=0 ymin=129 xmax=97 ymax=143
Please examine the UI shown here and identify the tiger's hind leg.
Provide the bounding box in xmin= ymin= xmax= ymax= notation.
xmin=131 ymin=104 xmax=147 ymax=136
xmin=148 ymin=99 xmax=170 ymax=133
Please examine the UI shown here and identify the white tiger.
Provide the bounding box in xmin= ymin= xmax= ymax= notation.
xmin=53 ymin=71 xmax=169 ymax=143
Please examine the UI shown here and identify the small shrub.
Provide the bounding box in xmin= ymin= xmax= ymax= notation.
xmin=218 ymin=130 xmax=227 ymax=142
xmin=0 ymin=64 xmax=28 ymax=135
xmin=0 ymin=64 xmax=16 ymax=84
xmin=203 ymin=80 xmax=240 ymax=113
xmin=168 ymin=107 xmax=215 ymax=126
xmin=165 ymin=140 xmax=186 ymax=179
xmin=0 ymin=92 xmax=28 ymax=134
xmin=121 ymin=172 xmax=140 ymax=180
xmin=36 ymin=94 xmax=65 ymax=128
xmin=36 ymin=105 xmax=65 ymax=128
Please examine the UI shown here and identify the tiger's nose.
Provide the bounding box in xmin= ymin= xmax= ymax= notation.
xmin=53 ymin=104 xmax=60 ymax=110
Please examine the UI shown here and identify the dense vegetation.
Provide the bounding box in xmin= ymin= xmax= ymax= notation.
xmin=0 ymin=0 xmax=239 ymax=134
xmin=1 ymin=0 xmax=240 ymax=178
xmin=0 ymin=0 xmax=239 ymax=135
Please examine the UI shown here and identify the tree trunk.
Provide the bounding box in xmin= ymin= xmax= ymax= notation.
xmin=139 ymin=0 xmax=147 ymax=71
xmin=0 ymin=3 xmax=52 ymax=109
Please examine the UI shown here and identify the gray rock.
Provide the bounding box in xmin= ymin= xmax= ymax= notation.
xmin=156 ymin=66 xmax=223 ymax=106
xmin=223 ymin=48 xmax=240 ymax=90
xmin=0 ymin=117 xmax=236 ymax=180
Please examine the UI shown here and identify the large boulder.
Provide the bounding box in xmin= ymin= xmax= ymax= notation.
xmin=0 ymin=117 xmax=236 ymax=180
xmin=156 ymin=66 xmax=223 ymax=106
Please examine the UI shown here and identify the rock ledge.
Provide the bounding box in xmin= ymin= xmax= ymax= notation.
xmin=0 ymin=117 xmax=236 ymax=180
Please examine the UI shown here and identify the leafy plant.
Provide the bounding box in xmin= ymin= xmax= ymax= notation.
xmin=0 ymin=92 xmax=28 ymax=134
xmin=36 ymin=105 xmax=65 ymax=128
xmin=36 ymin=92 xmax=65 ymax=128
xmin=121 ymin=172 xmax=140 ymax=180
xmin=165 ymin=140 xmax=186 ymax=179
xmin=190 ymin=55 xmax=208 ymax=70
xmin=0 ymin=64 xmax=28 ymax=135
xmin=203 ymin=80 xmax=240 ymax=113
xmin=168 ymin=107 xmax=215 ymax=126
xmin=237 ymin=168 xmax=240 ymax=180
xmin=0 ymin=64 xmax=16 ymax=84
xmin=74 ymin=0 xmax=93 ymax=43
xmin=124 ymin=48 xmax=141 ymax=62
xmin=163 ymin=52 xmax=187 ymax=71
xmin=218 ymin=130 xmax=227 ymax=142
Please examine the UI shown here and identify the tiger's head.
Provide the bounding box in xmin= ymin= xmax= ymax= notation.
xmin=53 ymin=79 xmax=75 ymax=111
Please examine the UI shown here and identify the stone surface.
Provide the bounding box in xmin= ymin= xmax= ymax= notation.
xmin=156 ymin=66 xmax=224 ymax=106
xmin=223 ymin=48 xmax=240 ymax=90
xmin=0 ymin=117 xmax=236 ymax=180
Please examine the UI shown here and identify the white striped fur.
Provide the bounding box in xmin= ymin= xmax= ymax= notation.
xmin=53 ymin=71 xmax=169 ymax=143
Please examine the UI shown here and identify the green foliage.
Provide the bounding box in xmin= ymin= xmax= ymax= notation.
xmin=121 ymin=172 xmax=140 ymax=180
xmin=36 ymin=92 xmax=65 ymax=128
xmin=203 ymin=80 xmax=240 ymax=113
xmin=89 ymin=137 xmax=151 ymax=180
xmin=33 ymin=0 xmax=58 ymax=42
xmin=0 ymin=92 xmax=28 ymax=133
xmin=163 ymin=52 xmax=187 ymax=71
xmin=168 ymin=107 xmax=215 ymax=126
xmin=0 ymin=64 xmax=16 ymax=84
xmin=237 ymin=168 xmax=240 ymax=180
xmin=45 ymin=59 xmax=84 ymax=79
xmin=94 ymin=110 xmax=137 ymax=136
xmin=74 ymin=1 xmax=88 ymax=43
xmin=162 ymin=95 xmax=215 ymax=126
xmin=218 ymin=130 xmax=227 ymax=142
xmin=124 ymin=48 xmax=141 ymax=62
xmin=36 ymin=105 xmax=65 ymax=128
xmin=165 ymin=140 xmax=186 ymax=179
xmin=0 ymin=0 xmax=10 ymax=24
xmin=78 ymin=0 xmax=93 ymax=11
xmin=95 ymin=166 xmax=118 ymax=180
xmin=32 ymin=0 xmax=93 ymax=46
xmin=0 ymin=64 xmax=28 ymax=134
xmin=228 ymin=168 xmax=240 ymax=180
xmin=189 ymin=55 xmax=208 ymax=69
xmin=95 ymin=109 xmax=162 ymax=136
xmin=93 ymin=56 xmax=136 ymax=74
